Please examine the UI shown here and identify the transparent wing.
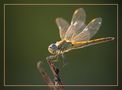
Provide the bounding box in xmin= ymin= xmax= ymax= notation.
xmin=64 ymin=8 xmax=86 ymax=41
xmin=56 ymin=17 xmax=69 ymax=40
xmin=72 ymin=17 xmax=102 ymax=42
xmin=71 ymin=8 xmax=86 ymax=25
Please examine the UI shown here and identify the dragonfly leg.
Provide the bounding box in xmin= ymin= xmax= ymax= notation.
xmin=46 ymin=55 xmax=58 ymax=61
xmin=60 ymin=54 xmax=68 ymax=69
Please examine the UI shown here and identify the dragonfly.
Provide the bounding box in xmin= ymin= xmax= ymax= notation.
xmin=47 ymin=8 xmax=114 ymax=61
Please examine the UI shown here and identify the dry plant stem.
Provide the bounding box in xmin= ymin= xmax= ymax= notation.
xmin=37 ymin=61 xmax=57 ymax=90
xmin=37 ymin=60 xmax=64 ymax=90
xmin=47 ymin=60 xmax=64 ymax=90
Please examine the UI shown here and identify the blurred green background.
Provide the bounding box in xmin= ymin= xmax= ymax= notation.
xmin=4 ymin=5 xmax=117 ymax=85
xmin=0 ymin=0 xmax=119 ymax=90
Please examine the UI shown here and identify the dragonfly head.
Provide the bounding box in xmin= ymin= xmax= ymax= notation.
xmin=48 ymin=43 xmax=59 ymax=54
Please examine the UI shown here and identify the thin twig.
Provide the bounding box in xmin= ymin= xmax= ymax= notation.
xmin=37 ymin=53 xmax=64 ymax=90
xmin=37 ymin=60 xmax=64 ymax=90
xmin=37 ymin=61 xmax=57 ymax=90
xmin=47 ymin=60 xmax=64 ymax=90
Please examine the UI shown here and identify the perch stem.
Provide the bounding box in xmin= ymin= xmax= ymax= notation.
xmin=47 ymin=60 xmax=64 ymax=90
xmin=37 ymin=61 xmax=57 ymax=90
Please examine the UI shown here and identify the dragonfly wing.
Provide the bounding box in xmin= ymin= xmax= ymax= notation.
xmin=56 ymin=17 xmax=69 ymax=40
xmin=72 ymin=17 xmax=102 ymax=42
xmin=71 ymin=8 xmax=86 ymax=25
xmin=64 ymin=8 xmax=86 ymax=41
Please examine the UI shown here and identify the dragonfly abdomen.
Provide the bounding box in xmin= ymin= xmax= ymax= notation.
xmin=72 ymin=37 xmax=114 ymax=49
xmin=87 ymin=37 xmax=114 ymax=44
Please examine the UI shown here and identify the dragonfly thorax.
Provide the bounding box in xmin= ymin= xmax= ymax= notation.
xmin=56 ymin=40 xmax=73 ymax=52
xmin=48 ymin=40 xmax=73 ymax=55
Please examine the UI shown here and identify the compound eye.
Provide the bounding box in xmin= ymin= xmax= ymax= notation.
xmin=48 ymin=43 xmax=57 ymax=54
xmin=50 ymin=43 xmax=57 ymax=49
